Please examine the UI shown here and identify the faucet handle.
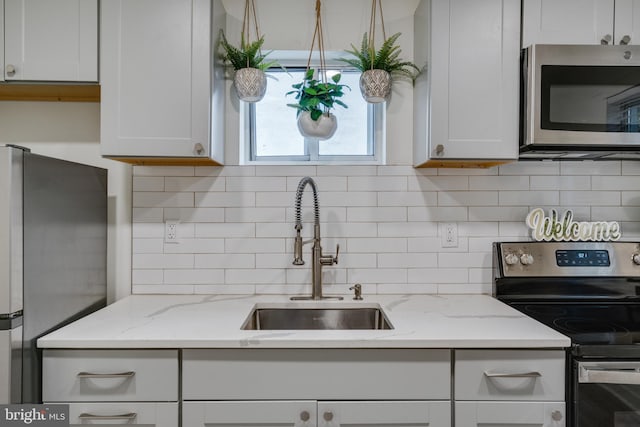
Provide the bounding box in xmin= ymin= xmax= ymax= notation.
xmin=320 ymin=244 xmax=339 ymax=266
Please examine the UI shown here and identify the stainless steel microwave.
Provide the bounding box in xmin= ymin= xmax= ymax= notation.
xmin=521 ymin=44 xmax=640 ymax=160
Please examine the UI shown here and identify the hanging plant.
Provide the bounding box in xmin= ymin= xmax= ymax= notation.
xmin=285 ymin=0 xmax=348 ymax=140
xmin=339 ymin=0 xmax=420 ymax=103
xmin=218 ymin=0 xmax=280 ymax=103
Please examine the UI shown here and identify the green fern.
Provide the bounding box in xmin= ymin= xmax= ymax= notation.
xmin=219 ymin=30 xmax=280 ymax=71
xmin=339 ymin=32 xmax=420 ymax=81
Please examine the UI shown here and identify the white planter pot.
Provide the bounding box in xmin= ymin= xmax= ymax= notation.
xmin=233 ymin=68 xmax=267 ymax=102
xmin=297 ymin=111 xmax=338 ymax=140
xmin=359 ymin=69 xmax=392 ymax=103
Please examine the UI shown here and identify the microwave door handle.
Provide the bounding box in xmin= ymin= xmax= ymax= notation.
xmin=579 ymin=366 xmax=640 ymax=385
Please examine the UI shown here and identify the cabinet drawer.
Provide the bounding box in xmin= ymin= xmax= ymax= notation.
xmin=64 ymin=402 xmax=178 ymax=426
xmin=455 ymin=350 xmax=565 ymax=401
xmin=183 ymin=349 xmax=451 ymax=400
xmin=43 ymin=350 xmax=178 ymax=402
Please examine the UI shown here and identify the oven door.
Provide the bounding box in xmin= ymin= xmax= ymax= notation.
xmin=575 ymin=361 xmax=640 ymax=427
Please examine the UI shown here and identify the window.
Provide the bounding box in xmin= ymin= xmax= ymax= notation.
xmin=243 ymin=60 xmax=385 ymax=164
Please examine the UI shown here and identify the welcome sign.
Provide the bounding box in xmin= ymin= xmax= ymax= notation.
xmin=525 ymin=208 xmax=622 ymax=242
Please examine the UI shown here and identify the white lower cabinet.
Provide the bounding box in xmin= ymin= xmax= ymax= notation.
xmin=454 ymin=350 xmax=566 ymax=427
xmin=183 ymin=400 xmax=451 ymax=427
xmin=42 ymin=350 xmax=179 ymax=426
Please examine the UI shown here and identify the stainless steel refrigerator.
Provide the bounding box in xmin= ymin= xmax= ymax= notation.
xmin=0 ymin=145 xmax=107 ymax=404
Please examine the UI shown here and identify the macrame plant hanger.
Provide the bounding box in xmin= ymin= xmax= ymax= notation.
xmin=242 ymin=0 xmax=261 ymax=67
xmin=307 ymin=0 xmax=328 ymax=89
xmin=368 ymin=0 xmax=387 ymax=69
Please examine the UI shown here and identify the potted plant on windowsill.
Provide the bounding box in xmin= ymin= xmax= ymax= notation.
xmin=286 ymin=68 xmax=348 ymax=140
xmin=219 ymin=30 xmax=281 ymax=103
xmin=339 ymin=32 xmax=420 ymax=103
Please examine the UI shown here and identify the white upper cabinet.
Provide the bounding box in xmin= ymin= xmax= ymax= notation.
xmin=1 ymin=0 xmax=98 ymax=82
xmin=413 ymin=0 xmax=521 ymax=167
xmin=523 ymin=0 xmax=640 ymax=46
xmin=100 ymin=0 xmax=225 ymax=165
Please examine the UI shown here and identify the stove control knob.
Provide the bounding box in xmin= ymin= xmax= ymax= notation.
xmin=504 ymin=253 xmax=520 ymax=265
xmin=520 ymin=253 xmax=534 ymax=265
xmin=633 ymin=253 xmax=640 ymax=265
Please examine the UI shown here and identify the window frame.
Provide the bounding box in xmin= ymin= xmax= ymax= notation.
xmin=241 ymin=57 xmax=385 ymax=165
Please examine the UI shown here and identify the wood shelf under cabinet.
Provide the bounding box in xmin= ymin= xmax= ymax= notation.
xmin=0 ymin=84 xmax=100 ymax=102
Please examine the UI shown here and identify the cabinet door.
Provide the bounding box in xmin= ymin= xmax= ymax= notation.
xmin=66 ymin=402 xmax=178 ymax=427
xmin=614 ymin=0 xmax=640 ymax=45
xmin=456 ymin=401 xmax=565 ymax=427
xmin=417 ymin=0 xmax=520 ymax=164
xmin=318 ymin=401 xmax=451 ymax=427
xmin=3 ymin=0 xmax=98 ymax=81
xmin=100 ymin=0 xmax=224 ymax=163
xmin=182 ymin=401 xmax=317 ymax=427
xmin=522 ymin=0 xmax=614 ymax=46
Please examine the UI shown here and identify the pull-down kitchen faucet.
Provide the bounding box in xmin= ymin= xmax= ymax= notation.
xmin=291 ymin=177 xmax=342 ymax=300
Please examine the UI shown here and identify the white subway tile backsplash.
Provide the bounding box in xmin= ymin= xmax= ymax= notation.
xmin=226 ymin=176 xmax=286 ymax=192
xmin=164 ymin=207 xmax=224 ymax=223
xmin=469 ymin=176 xmax=529 ymax=191
xmin=347 ymin=207 xmax=407 ymax=222
xmin=225 ymin=238 xmax=285 ymax=254
xmin=164 ymin=269 xmax=225 ymax=285
xmin=561 ymin=161 xmax=621 ymax=176
xmin=195 ymin=223 xmax=255 ymax=238
xmin=133 ymin=176 xmax=164 ymax=191
xmin=438 ymin=191 xmax=498 ymax=207
xmin=225 ymin=207 xmax=286 ymax=223
xmin=561 ymin=191 xmax=621 ymax=206
xmin=347 ymin=238 xmax=407 ymax=253
xmin=378 ymin=191 xmax=438 ymax=207
xmin=165 ymin=177 xmax=225 ymax=192
xmin=196 ymin=192 xmax=255 ymax=208
xmin=131 ymin=162 xmax=640 ymax=296
xmin=195 ymin=253 xmax=255 ymax=269
xmin=530 ymin=175 xmax=591 ymax=191
xmin=499 ymin=191 xmax=559 ymax=206
xmin=592 ymin=176 xmax=640 ymax=191
xmin=164 ymin=239 xmax=224 ymax=254
xmin=133 ymin=192 xmax=194 ymax=208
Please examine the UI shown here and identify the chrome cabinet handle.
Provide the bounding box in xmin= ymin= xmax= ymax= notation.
xmin=435 ymin=144 xmax=444 ymax=156
xmin=601 ymin=34 xmax=612 ymax=44
xmin=78 ymin=412 xmax=137 ymax=420
xmin=323 ymin=411 xmax=334 ymax=421
xmin=194 ymin=142 xmax=205 ymax=155
xmin=484 ymin=371 xmax=542 ymax=378
xmin=620 ymin=35 xmax=632 ymax=45
xmin=580 ymin=366 xmax=640 ymax=384
xmin=6 ymin=64 xmax=16 ymax=77
xmin=551 ymin=410 xmax=563 ymax=422
xmin=77 ymin=371 xmax=135 ymax=379
xmin=300 ymin=410 xmax=310 ymax=422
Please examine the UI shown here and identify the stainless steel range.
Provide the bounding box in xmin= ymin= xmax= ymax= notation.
xmin=494 ymin=241 xmax=640 ymax=427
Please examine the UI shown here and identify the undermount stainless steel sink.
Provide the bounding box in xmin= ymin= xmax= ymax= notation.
xmin=241 ymin=305 xmax=393 ymax=330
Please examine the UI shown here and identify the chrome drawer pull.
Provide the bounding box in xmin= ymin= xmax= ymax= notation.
xmin=77 ymin=371 xmax=135 ymax=379
xmin=78 ymin=412 xmax=137 ymax=420
xmin=484 ymin=371 xmax=542 ymax=378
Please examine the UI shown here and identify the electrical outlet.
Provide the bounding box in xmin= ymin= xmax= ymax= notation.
xmin=441 ymin=222 xmax=458 ymax=248
xmin=165 ymin=220 xmax=179 ymax=243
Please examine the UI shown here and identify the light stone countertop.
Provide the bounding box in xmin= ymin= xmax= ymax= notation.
xmin=37 ymin=294 xmax=570 ymax=349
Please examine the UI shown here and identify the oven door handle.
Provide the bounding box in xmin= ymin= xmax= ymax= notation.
xmin=579 ymin=366 xmax=640 ymax=385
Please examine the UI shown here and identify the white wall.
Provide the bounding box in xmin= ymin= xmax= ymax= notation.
xmin=0 ymin=101 xmax=132 ymax=302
